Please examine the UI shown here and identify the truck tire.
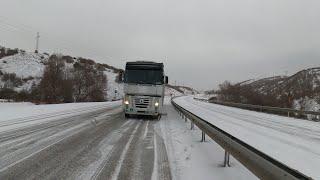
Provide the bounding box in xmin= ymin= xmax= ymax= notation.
xmin=125 ymin=114 xmax=130 ymax=118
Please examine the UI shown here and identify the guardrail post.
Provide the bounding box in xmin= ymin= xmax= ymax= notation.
xmin=185 ymin=116 xmax=187 ymax=122
xmin=201 ymin=131 xmax=206 ymax=142
xmin=191 ymin=121 xmax=194 ymax=130
xmin=224 ymin=150 xmax=231 ymax=167
xmin=287 ymin=111 xmax=290 ymax=117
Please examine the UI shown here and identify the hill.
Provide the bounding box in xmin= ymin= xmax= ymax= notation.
xmin=215 ymin=67 xmax=320 ymax=116
xmin=0 ymin=47 xmax=124 ymax=101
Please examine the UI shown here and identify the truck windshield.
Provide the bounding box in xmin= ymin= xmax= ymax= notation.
xmin=124 ymin=69 xmax=163 ymax=85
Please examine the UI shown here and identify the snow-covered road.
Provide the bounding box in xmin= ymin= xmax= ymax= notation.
xmin=174 ymin=96 xmax=320 ymax=179
xmin=0 ymin=99 xmax=259 ymax=180
xmin=0 ymin=102 xmax=172 ymax=180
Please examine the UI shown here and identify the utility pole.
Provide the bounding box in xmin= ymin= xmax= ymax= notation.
xmin=35 ymin=32 xmax=40 ymax=53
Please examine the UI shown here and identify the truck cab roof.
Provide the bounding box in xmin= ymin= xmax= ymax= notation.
xmin=126 ymin=61 xmax=163 ymax=70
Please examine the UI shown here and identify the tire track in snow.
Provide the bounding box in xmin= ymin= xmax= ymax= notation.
xmin=110 ymin=122 xmax=142 ymax=180
xmin=0 ymin=104 xmax=119 ymax=127
xmin=153 ymin=132 xmax=172 ymax=180
xmin=0 ymin=107 xmax=120 ymax=161
xmin=0 ymin=109 xmax=124 ymax=178
xmin=93 ymin=120 xmax=141 ymax=180
xmin=0 ymin=105 xmax=120 ymax=142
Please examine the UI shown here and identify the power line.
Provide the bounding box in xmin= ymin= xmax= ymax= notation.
xmin=0 ymin=15 xmax=37 ymax=33
xmin=0 ymin=25 xmax=34 ymax=44
xmin=0 ymin=15 xmax=116 ymax=63
xmin=0 ymin=24 xmax=33 ymax=36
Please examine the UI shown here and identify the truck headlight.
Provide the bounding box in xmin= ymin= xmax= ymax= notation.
xmin=155 ymin=102 xmax=159 ymax=107
xmin=124 ymin=100 xmax=129 ymax=105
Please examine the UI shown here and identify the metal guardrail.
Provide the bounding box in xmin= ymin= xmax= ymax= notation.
xmin=208 ymin=100 xmax=320 ymax=121
xmin=171 ymin=97 xmax=312 ymax=180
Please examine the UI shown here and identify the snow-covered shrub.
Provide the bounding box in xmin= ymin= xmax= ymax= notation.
xmin=293 ymin=97 xmax=320 ymax=121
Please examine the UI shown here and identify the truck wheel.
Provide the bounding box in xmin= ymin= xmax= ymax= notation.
xmin=125 ymin=114 xmax=130 ymax=118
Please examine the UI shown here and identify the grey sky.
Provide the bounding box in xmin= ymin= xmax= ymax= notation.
xmin=0 ymin=0 xmax=319 ymax=90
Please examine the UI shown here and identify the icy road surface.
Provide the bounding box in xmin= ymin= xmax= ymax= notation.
xmin=174 ymin=96 xmax=320 ymax=179
xmin=0 ymin=100 xmax=256 ymax=180
xmin=0 ymin=102 xmax=171 ymax=180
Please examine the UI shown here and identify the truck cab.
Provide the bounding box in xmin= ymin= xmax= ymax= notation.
xmin=123 ymin=61 xmax=168 ymax=119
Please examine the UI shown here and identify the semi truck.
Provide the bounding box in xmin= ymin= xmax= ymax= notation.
xmin=123 ymin=61 xmax=168 ymax=119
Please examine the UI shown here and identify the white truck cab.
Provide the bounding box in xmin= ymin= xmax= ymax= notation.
xmin=123 ymin=61 xmax=168 ymax=119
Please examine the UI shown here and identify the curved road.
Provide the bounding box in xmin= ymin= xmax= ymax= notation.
xmin=0 ymin=106 xmax=172 ymax=180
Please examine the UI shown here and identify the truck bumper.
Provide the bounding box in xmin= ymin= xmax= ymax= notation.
xmin=124 ymin=108 xmax=159 ymax=116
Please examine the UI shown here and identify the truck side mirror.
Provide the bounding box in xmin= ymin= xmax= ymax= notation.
xmin=165 ymin=76 xmax=169 ymax=84
xmin=119 ymin=71 xmax=124 ymax=83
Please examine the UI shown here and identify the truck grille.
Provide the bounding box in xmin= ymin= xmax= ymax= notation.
xmin=134 ymin=97 xmax=150 ymax=109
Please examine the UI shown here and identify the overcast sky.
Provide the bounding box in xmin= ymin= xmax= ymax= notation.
xmin=0 ymin=0 xmax=319 ymax=90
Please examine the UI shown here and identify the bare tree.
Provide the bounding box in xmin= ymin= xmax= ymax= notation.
xmin=39 ymin=55 xmax=65 ymax=103
xmin=73 ymin=62 xmax=107 ymax=102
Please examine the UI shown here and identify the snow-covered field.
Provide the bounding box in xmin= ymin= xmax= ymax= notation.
xmin=173 ymin=96 xmax=320 ymax=179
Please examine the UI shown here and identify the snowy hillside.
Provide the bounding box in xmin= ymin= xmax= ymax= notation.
xmin=0 ymin=52 xmax=47 ymax=92
xmin=239 ymin=76 xmax=288 ymax=95
xmin=214 ymin=67 xmax=320 ymax=119
xmin=0 ymin=52 xmax=47 ymax=78
xmin=239 ymin=68 xmax=320 ymax=97
xmin=276 ymin=68 xmax=320 ymax=95
xmin=0 ymin=50 xmax=124 ymax=100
